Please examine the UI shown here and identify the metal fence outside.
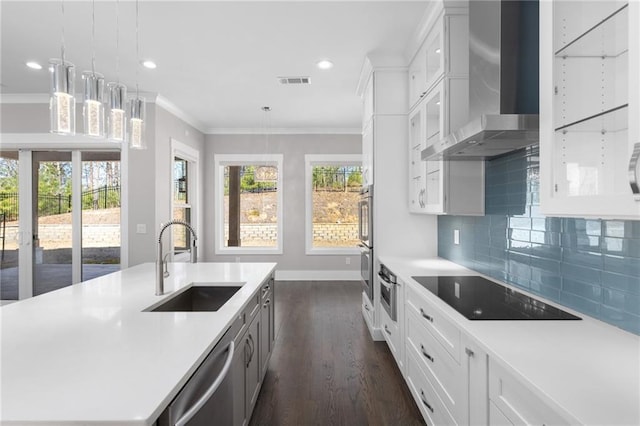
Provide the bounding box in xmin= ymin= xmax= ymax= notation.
xmin=0 ymin=186 xmax=121 ymax=221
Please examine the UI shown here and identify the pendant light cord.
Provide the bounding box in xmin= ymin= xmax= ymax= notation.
xmin=135 ymin=0 xmax=140 ymax=97
xmin=91 ymin=0 xmax=96 ymax=75
xmin=116 ymin=0 xmax=120 ymax=83
xmin=60 ymin=0 xmax=66 ymax=63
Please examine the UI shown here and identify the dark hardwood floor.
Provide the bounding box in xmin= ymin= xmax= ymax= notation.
xmin=249 ymin=281 xmax=425 ymax=426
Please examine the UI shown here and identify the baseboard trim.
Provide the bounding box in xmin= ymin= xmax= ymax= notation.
xmin=275 ymin=270 xmax=360 ymax=281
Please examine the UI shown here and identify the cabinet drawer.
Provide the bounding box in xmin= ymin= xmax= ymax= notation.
xmin=234 ymin=292 xmax=260 ymax=343
xmin=261 ymin=279 xmax=273 ymax=300
xmin=406 ymin=308 xmax=464 ymax=419
xmin=489 ymin=359 xmax=573 ymax=426
xmin=380 ymin=305 xmax=402 ymax=369
xmin=406 ymin=283 xmax=461 ymax=362
xmin=362 ymin=292 xmax=374 ymax=324
xmin=406 ymin=349 xmax=458 ymax=426
xmin=489 ymin=400 xmax=514 ymax=426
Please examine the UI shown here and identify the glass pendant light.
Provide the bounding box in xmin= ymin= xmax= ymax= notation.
xmin=129 ymin=0 xmax=146 ymax=150
xmin=83 ymin=71 xmax=105 ymax=137
xmin=49 ymin=0 xmax=75 ymax=135
xmin=107 ymin=0 xmax=127 ymax=143
xmin=107 ymin=82 xmax=127 ymax=142
xmin=83 ymin=0 xmax=105 ymax=138
xmin=129 ymin=97 xmax=146 ymax=149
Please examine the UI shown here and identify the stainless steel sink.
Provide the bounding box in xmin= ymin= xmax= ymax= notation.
xmin=147 ymin=284 xmax=242 ymax=312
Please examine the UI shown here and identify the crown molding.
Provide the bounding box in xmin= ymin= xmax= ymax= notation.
xmin=155 ymin=94 xmax=206 ymax=134
xmin=356 ymin=52 xmax=408 ymax=97
xmin=206 ymin=127 xmax=362 ymax=135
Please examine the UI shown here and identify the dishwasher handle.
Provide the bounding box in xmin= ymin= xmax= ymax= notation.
xmin=175 ymin=341 xmax=235 ymax=426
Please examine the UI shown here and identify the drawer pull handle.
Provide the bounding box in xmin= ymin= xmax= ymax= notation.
xmin=364 ymin=304 xmax=370 ymax=311
xmin=420 ymin=308 xmax=434 ymax=322
xmin=384 ymin=325 xmax=391 ymax=335
xmin=263 ymin=299 xmax=271 ymax=307
xmin=420 ymin=344 xmax=434 ymax=362
xmin=420 ymin=390 xmax=434 ymax=413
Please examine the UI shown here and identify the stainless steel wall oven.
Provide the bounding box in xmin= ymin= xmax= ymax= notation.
xmin=358 ymin=185 xmax=373 ymax=302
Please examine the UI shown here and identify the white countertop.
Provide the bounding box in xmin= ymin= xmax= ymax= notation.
xmin=379 ymin=256 xmax=640 ymax=426
xmin=0 ymin=262 xmax=276 ymax=426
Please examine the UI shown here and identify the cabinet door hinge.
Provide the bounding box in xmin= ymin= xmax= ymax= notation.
xmin=554 ymin=184 xmax=558 ymax=193
xmin=554 ymin=86 xmax=558 ymax=95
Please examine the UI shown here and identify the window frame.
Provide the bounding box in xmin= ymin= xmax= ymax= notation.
xmin=305 ymin=154 xmax=362 ymax=256
xmin=171 ymin=139 xmax=200 ymax=262
xmin=214 ymin=154 xmax=284 ymax=255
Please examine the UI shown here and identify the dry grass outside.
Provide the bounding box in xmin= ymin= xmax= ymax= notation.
xmin=223 ymin=191 xmax=359 ymax=224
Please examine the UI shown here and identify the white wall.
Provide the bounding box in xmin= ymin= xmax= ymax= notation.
xmin=204 ymin=133 xmax=361 ymax=278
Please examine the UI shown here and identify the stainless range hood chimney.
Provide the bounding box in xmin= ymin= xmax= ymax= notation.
xmin=423 ymin=0 xmax=539 ymax=161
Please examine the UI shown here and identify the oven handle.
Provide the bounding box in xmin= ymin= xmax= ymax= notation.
xmin=378 ymin=271 xmax=398 ymax=287
xmin=378 ymin=274 xmax=397 ymax=292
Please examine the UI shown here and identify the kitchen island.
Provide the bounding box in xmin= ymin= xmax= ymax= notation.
xmin=0 ymin=262 xmax=276 ymax=425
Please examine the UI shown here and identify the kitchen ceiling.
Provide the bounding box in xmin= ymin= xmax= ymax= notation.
xmin=0 ymin=1 xmax=427 ymax=133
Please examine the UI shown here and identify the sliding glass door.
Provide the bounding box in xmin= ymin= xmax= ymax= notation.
xmin=0 ymin=149 xmax=122 ymax=301
xmin=33 ymin=151 xmax=73 ymax=296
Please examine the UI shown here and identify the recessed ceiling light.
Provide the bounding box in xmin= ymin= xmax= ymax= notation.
xmin=141 ymin=60 xmax=157 ymax=69
xmin=26 ymin=61 xmax=42 ymax=70
xmin=316 ymin=60 xmax=334 ymax=70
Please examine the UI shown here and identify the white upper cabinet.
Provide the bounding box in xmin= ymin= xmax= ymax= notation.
xmin=409 ymin=105 xmax=426 ymax=212
xmin=407 ymin=3 xmax=484 ymax=216
xmin=540 ymin=0 xmax=640 ymax=219
xmin=409 ymin=41 xmax=428 ymax=109
xmin=362 ymin=117 xmax=374 ymax=187
xmin=408 ymin=9 xmax=469 ymax=112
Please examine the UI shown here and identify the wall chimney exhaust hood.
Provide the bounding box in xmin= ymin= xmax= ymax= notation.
xmin=423 ymin=0 xmax=540 ymax=161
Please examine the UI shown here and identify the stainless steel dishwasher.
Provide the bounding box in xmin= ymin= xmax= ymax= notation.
xmin=157 ymin=327 xmax=235 ymax=426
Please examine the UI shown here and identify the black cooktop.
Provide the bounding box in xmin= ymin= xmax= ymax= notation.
xmin=411 ymin=276 xmax=581 ymax=321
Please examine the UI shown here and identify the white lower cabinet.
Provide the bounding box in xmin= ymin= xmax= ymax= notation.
xmin=380 ymin=305 xmax=402 ymax=369
xmin=398 ymin=280 xmax=578 ymax=426
xmin=406 ymin=349 xmax=457 ymax=425
xmin=406 ymin=284 xmax=461 ymax=363
xmin=403 ymin=282 xmax=473 ymax=425
xmin=406 ymin=308 xmax=465 ymax=421
xmin=488 ymin=359 xmax=575 ymax=426
xmin=362 ymin=291 xmax=375 ymax=333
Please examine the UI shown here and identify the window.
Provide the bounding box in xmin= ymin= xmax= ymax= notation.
xmin=305 ymin=155 xmax=362 ymax=255
xmin=215 ymin=154 xmax=283 ymax=254
xmin=173 ymin=156 xmax=191 ymax=251
xmin=171 ymin=139 xmax=199 ymax=261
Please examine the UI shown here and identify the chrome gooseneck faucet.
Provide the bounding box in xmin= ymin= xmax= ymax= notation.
xmin=156 ymin=220 xmax=198 ymax=295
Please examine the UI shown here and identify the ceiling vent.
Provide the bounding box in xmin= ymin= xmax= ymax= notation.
xmin=278 ymin=76 xmax=311 ymax=85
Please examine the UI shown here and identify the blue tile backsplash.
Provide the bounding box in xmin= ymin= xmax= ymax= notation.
xmin=438 ymin=146 xmax=640 ymax=335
